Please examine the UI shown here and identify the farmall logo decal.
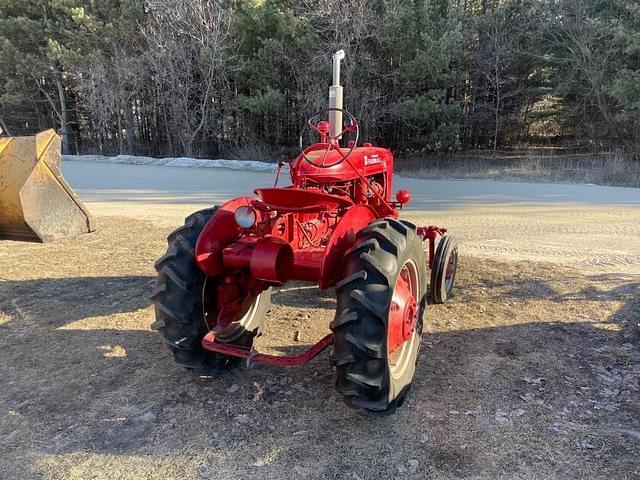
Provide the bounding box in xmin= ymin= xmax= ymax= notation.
xmin=364 ymin=154 xmax=382 ymax=166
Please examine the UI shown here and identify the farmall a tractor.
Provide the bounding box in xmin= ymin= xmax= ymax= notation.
xmin=151 ymin=51 xmax=458 ymax=412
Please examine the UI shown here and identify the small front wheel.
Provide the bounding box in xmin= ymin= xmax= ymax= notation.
xmin=429 ymin=235 xmax=458 ymax=304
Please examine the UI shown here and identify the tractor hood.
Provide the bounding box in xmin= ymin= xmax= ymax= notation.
xmin=294 ymin=145 xmax=393 ymax=182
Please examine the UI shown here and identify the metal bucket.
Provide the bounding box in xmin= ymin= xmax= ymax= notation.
xmin=0 ymin=129 xmax=94 ymax=242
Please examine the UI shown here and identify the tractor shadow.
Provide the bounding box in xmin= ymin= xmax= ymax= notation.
xmin=271 ymin=282 xmax=337 ymax=310
xmin=0 ymin=275 xmax=154 ymax=329
xmin=0 ymin=262 xmax=638 ymax=478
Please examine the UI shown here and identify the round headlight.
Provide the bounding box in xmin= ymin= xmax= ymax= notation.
xmin=234 ymin=206 xmax=257 ymax=229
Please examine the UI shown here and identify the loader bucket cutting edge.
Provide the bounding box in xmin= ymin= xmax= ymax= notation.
xmin=0 ymin=129 xmax=94 ymax=242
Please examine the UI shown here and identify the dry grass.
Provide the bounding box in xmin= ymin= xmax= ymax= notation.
xmin=0 ymin=216 xmax=639 ymax=479
xmin=397 ymin=150 xmax=640 ymax=188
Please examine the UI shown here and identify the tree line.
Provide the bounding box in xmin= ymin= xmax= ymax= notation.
xmin=1 ymin=0 xmax=638 ymax=160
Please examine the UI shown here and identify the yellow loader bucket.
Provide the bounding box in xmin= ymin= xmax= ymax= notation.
xmin=0 ymin=129 xmax=94 ymax=242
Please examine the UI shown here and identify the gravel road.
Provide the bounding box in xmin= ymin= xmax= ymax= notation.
xmin=62 ymin=160 xmax=640 ymax=208
xmin=63 ymin=161 xmax=640 ymax=273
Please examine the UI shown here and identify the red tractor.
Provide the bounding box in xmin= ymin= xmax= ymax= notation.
xmin=151 ymin=51 xmax=458 ymax=412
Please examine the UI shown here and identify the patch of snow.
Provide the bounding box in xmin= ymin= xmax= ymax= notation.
xmin=62 ymin=154 xmax=281 ymax=173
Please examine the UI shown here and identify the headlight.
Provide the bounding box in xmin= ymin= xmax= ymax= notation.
xmin=234 ymin=206 xmax=257 ymax=229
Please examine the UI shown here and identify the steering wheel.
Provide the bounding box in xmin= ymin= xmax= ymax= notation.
xmin=298 ymin=108 xmax=360 ymax=168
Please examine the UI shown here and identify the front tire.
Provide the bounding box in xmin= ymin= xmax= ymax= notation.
xmin=331 ymin=218 xmax=428 ymax=412
xmin=429 ymin=234 xmax=458 ymax=304
xmin=150 ymin=208 xmax=271 ymax=373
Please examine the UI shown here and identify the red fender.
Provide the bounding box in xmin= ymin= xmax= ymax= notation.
xmin=319 ymin=204 xmax=377 ymax=289
xmin=195 ymin=197 xmax=259 ymax=276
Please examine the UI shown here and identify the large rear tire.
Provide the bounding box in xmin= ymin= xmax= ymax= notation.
xmin=150 ymin=208 xmax=270 ymax=373
xmin=331 ymin=218 xmax=428 ymax=412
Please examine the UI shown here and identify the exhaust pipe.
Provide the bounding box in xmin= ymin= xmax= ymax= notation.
xmin=329 ymin=50 xmax=345 ymax=139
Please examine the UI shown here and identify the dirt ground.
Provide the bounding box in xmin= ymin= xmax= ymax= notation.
xmin=1 ymin=204 xmax=639 ymax=480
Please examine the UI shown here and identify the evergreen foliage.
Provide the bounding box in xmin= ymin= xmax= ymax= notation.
xmin=0 ymin=0 xmax=637 ymax=158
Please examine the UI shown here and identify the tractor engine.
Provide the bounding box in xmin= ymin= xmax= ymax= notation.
xmin=301 ymin=175 xmax=386 ymax=205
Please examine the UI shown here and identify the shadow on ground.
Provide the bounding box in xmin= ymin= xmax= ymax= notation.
xmin=0 ymin=275 xmax=153 ymax=328
xmin=0 ymin=261 xmax=638 ymax=479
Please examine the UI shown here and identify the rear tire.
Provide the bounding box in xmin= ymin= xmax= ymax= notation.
xmin=331 ymin=218 xmax=427 ymax=412
xmin=150 ymin=208 xmax=270 ymax=373
xmin=429 ymin=234 xmax=458 ymax=304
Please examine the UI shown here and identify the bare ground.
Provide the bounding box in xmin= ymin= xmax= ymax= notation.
xmin=1 ymin=208 xmax=639 ymax=480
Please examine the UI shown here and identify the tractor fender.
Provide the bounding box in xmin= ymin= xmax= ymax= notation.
xmin=195 ymin=196 xmax=257 ymax=276
xmin=319 ymin=204 xmax=377 ymax=290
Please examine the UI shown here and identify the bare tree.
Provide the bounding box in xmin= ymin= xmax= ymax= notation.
xmin=299 ymin=0 xmax=384 ymax=137
xmin=143 ymin=0 xmax=234 ymax=156
xmin=473 ymin=10 xmax=519 ymax=155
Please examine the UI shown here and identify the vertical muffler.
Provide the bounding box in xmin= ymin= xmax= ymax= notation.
xmin=328 ymin=50 xmax=345 ymax=139
xmin=0 ymin=129 xmax=94 ymax=242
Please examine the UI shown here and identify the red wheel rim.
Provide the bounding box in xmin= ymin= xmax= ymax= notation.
xmin=387 ymin=260 xmax=420 ymax=378
xmin=201 ymin=277 xmax=263 ymax=343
